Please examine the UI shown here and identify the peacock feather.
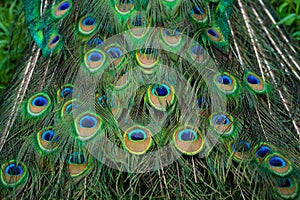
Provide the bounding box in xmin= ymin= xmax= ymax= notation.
xmin=0 ymin=0 xmax=299 ymax=199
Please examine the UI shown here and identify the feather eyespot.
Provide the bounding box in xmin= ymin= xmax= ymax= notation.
xmin=67 ymin=152 xmax=89 ymax=177
xmin=60 ymin=87 xmax=72 ymax=98
xmin=74 ymin=112 xmax=103 ymax=140
xmin=0 ymin=160 xmax=28 ymax=188
xmin=5 ymin=164 xmax=23 ymax=176
xmin=123 ymin=125 xmax=152 ymax=155
xmin=115 ymin=0 xmax=135 ymax=15
xmin=43 ymin=32 xmax=63 ymax=55
xmin=37 ymin=127 xmax=59 ymax=153
xmin=247 ymin=75 xmax=260 ymax=84
xmin=276 ymin=177 xmax=293 ymax=188
xmin=136 ymin=48 xmax=159 ymax=73
xmin=213 ymin=114 xmax=230 ymax=124
xmin=61 ymin=99 xmax=81 ymax=118
xmin=147 ymin=84 xmax=175 ymax=111
xmin=179 ymin=130 xmax=197 ymax=141
xmin=217 ymin=75 xmax=232 ymax=85
xmin=52 ymin=0 xmax=72 ymax=18
xmin=47 ymin=34 xmax=61 ymax=50
xmin=107 ymin=47 xmax=123 ymax=59
xmin=64 ymin=102 xmax=73 ymax=114
xmin=128 ymin=14 xmax=150 ymax=38
xmin=83 ymin=17 xmax=96 ymax=26
xmin=79 ymin=115 xmax=98 ymax=128
xmin=188 ymin=44 xmax=208 ymax=64
xmin=164 ymin=29 xmax=180 ymax=37
xmin=214 ymin=72 xmax=239 ymax=95
xmin=265 ymin=154 xmax=292 ymax=176
xmin=33 ymin=97 xmax=47 ymax=106
xmin=58 ymin=2 xmax=70 ymax=10
xmin=207 ymin=28 xmax=223 ymax=42
xmin=229 ymin=141 xmax=252 ymax=162
xmin=106 ymin=45 xmax=125 ymax=69
xmin=128 ymin=130 xmax=146 ymax=141
xmin=78 ymin=16 xmax=97 ymax=35
xmin=209 ymin=113 xmax=235 ymax=137
xmin=244 ymin=72 xmax=266 ymax=94
xmin=173 ymin=126 xmax=204 ymax=155
xmin=191 ymin=7 xmax=207 ymax=22
xmin=84 ymin=49 xmax=106 ymax=72
xmin=42 ymin=129 xmax=57 ymax=141
xmin=57 ymin=84 xmax=74 ymax=102
xmin=273 ymin=176 xmax=299 ymax=199
xmin=252 ymin=143 xmax=273 ymax=162
xmin=270 ymin=157 xmax=286 ymax=167
xmin=86 ymin=37 xmax=104 ymax=50
xmin=27 ymin=93 xmax=51 ymax=117
xmin=152 ymin=84 xmax=169 ymax=96
xmin=50 ymin=35 xmax=60 ymax=45
xmin=256 ymin=146 xmax=271 ymax=157
xmin=161 ymin=28 xmax=182 ymax=46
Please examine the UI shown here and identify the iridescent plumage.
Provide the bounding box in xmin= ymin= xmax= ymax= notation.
xmin=0 ymin=0 xmax=299 ymax=199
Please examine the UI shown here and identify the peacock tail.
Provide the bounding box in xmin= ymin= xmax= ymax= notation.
xmin=0 ymin=0 xmax=299 ymax=199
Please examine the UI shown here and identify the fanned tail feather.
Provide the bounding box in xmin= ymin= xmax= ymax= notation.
xmin=0 ymin=0 xmax=299 ymax=199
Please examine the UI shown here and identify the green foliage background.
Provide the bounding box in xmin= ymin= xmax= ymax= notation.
xmin=0 ymin=0 xmax=299 ymax=94
xmin=0 ymin=0 xmax=26 ymax=94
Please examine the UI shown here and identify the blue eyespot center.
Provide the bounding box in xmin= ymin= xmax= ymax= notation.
xmin=192 ymin=7 xmax=205 ymax=15
xmin=83 ymin=17 xmax=96 ymax=26
xmin=256 ymin=146 xmax=272 ymax=158
xmin=129 ymin=130 xmax=146 ymax=141
xmin=42 ymin=130 xmax=55 ymax=141
xmin=213 ymin=114 xmax=230 ymax=125
xmin=88 ymin=38 xmax=104 ymax=48
xmin=208 ymin=29 xmax=219 ymax=38
xmin=132 ymin=15 xmax=142 ymax=26
xmin=269 ymin=156 xmax=286 ymax=167
xmin=217 ymin=75 xmax=232 ymax=85
xmin=69 ymin=153 xmax=86 ymax=164
xmin=191 ymin=45 xmax=205 ymax=55
xmin=107 ymin=47 xmax=123 ymax=59
xmin=247 ymin=75 xmax=260 ymax=84
xmin=58 ymin=2 xmax=70 ymax=10
xmin=232 ymin=141 xmax=251 ymax=152
xmin=50 ymin=36 xmax=60 ymax=45
xmin=61 ymin=87 xmax=73 ymax=98
xmin=32 ymin=96 xmax=47 ymax=107
xmin=88 ymin=52 xmax=102 ymax=62
xmin=164 ymin=29 xmax=180 ymax=37
xmin=152 ymin=84 xmax=170 ymax=97
xmin=5 ymin=164 xmax=23 ymax=176
xmin=79 ymin=115 xmax=97 ymax=128
xmin=65 ymin=103 xmax=73 ymax=113
xmin=275 ymin=177 xmax=292 ymax=188
xmin=178 ymin=129 xmax=197 ymax=141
